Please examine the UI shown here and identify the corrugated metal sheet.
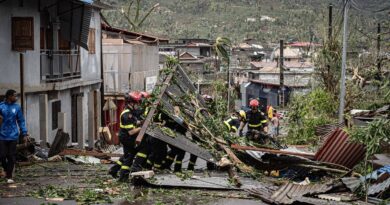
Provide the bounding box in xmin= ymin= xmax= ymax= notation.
xmin=341 ymin=177 xmax=362 ymax=192
xmin=314 ymin=128 xmax=365 ymax=169
xmin=295 ymin=196 xmax=359 ymax=205
xmin=368 ymin=178 xmax=390 ymax=196
xmin=270 ymin=182 xmax=332 ymax=204
xmin=315 ymin=122 xmax=344 ymax=136
xmin=146 ymin=126 xmax=215 ymax=163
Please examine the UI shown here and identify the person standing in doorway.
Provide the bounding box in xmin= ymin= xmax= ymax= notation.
xmin=0 ymin=89 xmax=28 ymax=184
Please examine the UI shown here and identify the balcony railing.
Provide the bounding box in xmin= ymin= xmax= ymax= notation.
xmin=40 ymin=49 xmax=81 ymax=82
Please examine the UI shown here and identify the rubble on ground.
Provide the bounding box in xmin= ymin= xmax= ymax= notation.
xmin=5 ymin=65 xmax=389 ymax=204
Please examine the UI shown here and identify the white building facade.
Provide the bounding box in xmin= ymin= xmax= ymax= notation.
xmin=0 ymin=0 xmax=105 ymax=148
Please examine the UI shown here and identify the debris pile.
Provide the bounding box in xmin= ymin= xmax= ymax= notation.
xmin=8 ymin=64 xmax=389 ymax=204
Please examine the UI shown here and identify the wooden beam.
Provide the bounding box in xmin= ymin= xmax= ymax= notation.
xmin=59 ymin=149 xmax=122 ymax=158
xmin=231 ymin=144 xmax=315 ymax=159
xmin=135 ymin=67 xmax=176 ymax=144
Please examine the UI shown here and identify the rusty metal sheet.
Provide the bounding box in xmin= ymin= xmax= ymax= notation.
xmin=314 ymin=128 xmax=365 ymax=169
xmin=270 ymin=182 xmax=332 ymax=204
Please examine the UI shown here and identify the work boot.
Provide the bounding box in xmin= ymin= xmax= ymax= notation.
xmin=174 ymin=162 xmax=182 ymax=172
xmin=118 ymin=171 xmax=129 ymax=183
xmin=108 ymin=165 xmax=120 ymax=178
xmin=145 ymin=159 xmax=153 ymax=170
xmin=207 ymin=162 xmax=217 ymax=170
xmin=187 ymin=163 xmax=195 ymax=171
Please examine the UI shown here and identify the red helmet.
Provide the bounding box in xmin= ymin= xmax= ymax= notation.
xmin=125 ymin=91 xmax=142 ymax=104
xmin=140 ymin=91 xmax=150 ymax=99
xmin=249 ymin=99 xmax=259 ymax=108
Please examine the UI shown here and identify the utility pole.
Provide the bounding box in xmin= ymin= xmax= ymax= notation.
xmin=227 ymin=59 xmax=231 ymax=112
xmin=328 ymin=3 xmax=333 ymax=40
xmin=377 ymin=23 xmax=381 ymax=73
xmin=338 ymin=0 xmax=349 ymax=123
xmin=279 ymin=40 xmax=284 ymax=107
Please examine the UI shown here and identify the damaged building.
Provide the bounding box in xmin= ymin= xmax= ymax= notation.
xmin=0 ymin=0 xmax=110 ymax=148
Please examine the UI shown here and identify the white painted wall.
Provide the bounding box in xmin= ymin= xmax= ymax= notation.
xmin=0 ymin=0 xmax=41 ymax=92
xmin=81 ymin=9 xmax=101 ymax=81
xmin=103 ymin=40 xmax=159 ymax=93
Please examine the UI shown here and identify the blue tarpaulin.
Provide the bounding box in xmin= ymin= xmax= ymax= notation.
xmin=79 ymin=0 xmax=93 ymax=4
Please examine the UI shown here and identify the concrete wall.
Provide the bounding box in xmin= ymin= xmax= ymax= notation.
xmin=0 ymin=0 xmax=41 ymax=92
xmin=0 ymin=2 xmax=102 ymax=94
xmin=179 ymin=47 xmax=200 ymax=57
xmin=252 ymin=72 xmax=312 ymax=87
xmin=26 ymin=84 xmax=100 ymax=145
xmin=103 ymin=40 xmax=159 ymax=93
xmin=0 ymin=2 xmax=102 ymax=147
xmin=81 ymin=9 xmax=101 ymax=81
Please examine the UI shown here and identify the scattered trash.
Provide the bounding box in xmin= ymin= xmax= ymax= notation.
xmin=47 ymin=155 xmax=62 ymax=162
xmin=46 ymin=197 xmax=64 ymax=202
xmin=217 ymin=157 xmax=233 ymax=167
xmin=64 ymin=155 xmax=101 ymax=164
xmin=131 ymin=170 xmax=155 ymax=179
xmin=293 ymin=177 xmax=310 ymax=185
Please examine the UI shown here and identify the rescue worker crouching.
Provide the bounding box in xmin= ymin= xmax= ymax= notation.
xmin=224 ymin=110 xmax=246 ymax=133
xmin=238 ymin=99 xmax=268 ymax=141
xmin=108 ymin=91 xmax=142 ymax=182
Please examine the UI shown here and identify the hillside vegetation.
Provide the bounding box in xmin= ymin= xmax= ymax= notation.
xmin=102 ymin=0 xmax=386 ymax=46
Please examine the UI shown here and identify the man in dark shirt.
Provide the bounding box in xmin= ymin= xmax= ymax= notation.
xmin=239 ymin=99 xmax=268 ymax=140
xmin=108 ymin=92 xmax=142 ymax=182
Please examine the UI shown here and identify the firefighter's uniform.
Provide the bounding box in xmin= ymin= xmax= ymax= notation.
xmin=245 ymin=109 xmax=268 ymax=132
xmin=108 ymin=108 xmax=139 ymax=181
xmin=224 ymin=116 xmax=240 ymax=133
xmin=157 ymin=112 xmax=197 ymax=172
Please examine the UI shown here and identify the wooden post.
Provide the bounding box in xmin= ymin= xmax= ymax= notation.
xmin=377 ymin=23 xmax=381 ymax=74
xmin=328 ymin=4 xmax=333 ymax=40
xmin=58 ymin=112 xmax=67 ymax=132
xmin=77 ymin=95 xmax=84 ymax=149
xmin=88 ymin=91 xmax=95 ymax=148
xmin=135 ymin=67 xmax=176 ymax=144
xmin=279 ymin=40 xmax=284 ymax=107
xmin=39 ymin=94 xmax=48 ymax=147
xmin=20 ymin=53 xmax=25 ymax=113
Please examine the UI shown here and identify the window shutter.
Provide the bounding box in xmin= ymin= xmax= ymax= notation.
xmin=12 ymin=17 xmax=34 ymax=51
xmin=59 ymin=32 xmax=70 ymax=50
xmin=88 ymin=28 xmax=95 ymax=54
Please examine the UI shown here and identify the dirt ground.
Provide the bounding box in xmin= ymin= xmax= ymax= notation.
xmin=0 ymin=162 xmax=267 ymax=205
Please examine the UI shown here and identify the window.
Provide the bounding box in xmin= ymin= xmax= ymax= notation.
xmin=12 ymin=17 xmax=34 ymax=51
xmin=88 ymin=28 xmax=96 ymax=54
xmin=52 ymin=100 xmax=61 ymax=130
xmin=59 ymin=32 xmax=70 ymax=50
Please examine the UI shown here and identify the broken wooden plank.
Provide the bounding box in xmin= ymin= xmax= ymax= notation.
xmin=59 ymin=149 xmax=122 ymax=158
xmin=48 ymin=129 xmax=70 ymax=157
xmin=136 ymin=67 xmax=176 ymax=145
xmin=231 ymin=144 xmax=316 ymax=159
